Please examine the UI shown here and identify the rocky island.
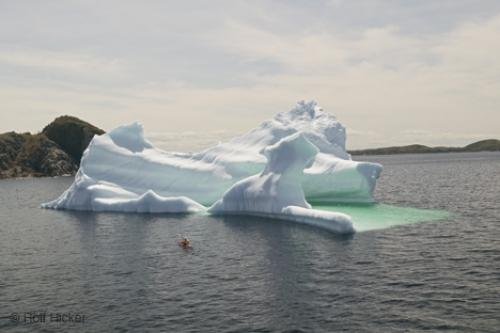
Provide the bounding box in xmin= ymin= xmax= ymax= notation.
xmin=0 ymin=116 xmax=104 ymax=179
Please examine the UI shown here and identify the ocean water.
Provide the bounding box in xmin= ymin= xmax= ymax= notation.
xmin=0 ymin=152 xmax=499 ymax=332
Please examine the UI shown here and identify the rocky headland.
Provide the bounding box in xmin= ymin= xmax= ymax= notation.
xmin=0 ymin=116 xmax=104 ymax=179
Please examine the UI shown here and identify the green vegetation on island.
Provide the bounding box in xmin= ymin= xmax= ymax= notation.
xmin=42 ymin=116 xmax=105 ymax=162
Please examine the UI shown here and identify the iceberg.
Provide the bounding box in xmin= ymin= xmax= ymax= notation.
xmin=41 ymin=168 xmax=205 ymax=213
xmin=195 ymin=100 xmax=382 ymax=204
xmin=209 ymin=133 xmax=354 ymax=234
xmin=42 ymin=101 xmax=382 ymax=233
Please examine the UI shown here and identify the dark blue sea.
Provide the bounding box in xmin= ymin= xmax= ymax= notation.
xmin=1 ymin=152 xmax=499 ymax=332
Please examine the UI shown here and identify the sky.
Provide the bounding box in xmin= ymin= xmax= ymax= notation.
xmin=1 ymin=0 xmax=500 ymax=149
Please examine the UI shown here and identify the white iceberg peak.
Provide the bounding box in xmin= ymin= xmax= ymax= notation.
xmin=288 ymin=100 xmax=324 ymax=119
xmin=108 ymin=122 xmax=153 ymax=153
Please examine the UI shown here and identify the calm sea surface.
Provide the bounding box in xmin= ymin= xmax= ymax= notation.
xmin=0 ymin=152 xmax=499 ymax=332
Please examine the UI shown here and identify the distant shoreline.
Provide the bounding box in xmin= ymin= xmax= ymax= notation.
xmin=349 ymin=139 xmax=500 ymax=156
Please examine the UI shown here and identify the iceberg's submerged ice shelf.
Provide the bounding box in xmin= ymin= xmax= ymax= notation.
xmin=314 ymin=204 xmax=450 ymax=232
xmin=43 ymin=101 xmax=385 ymax=234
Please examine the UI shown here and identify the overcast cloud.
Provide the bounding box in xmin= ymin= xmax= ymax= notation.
xmin=1 ymin=0 xmax=499 ymax=149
